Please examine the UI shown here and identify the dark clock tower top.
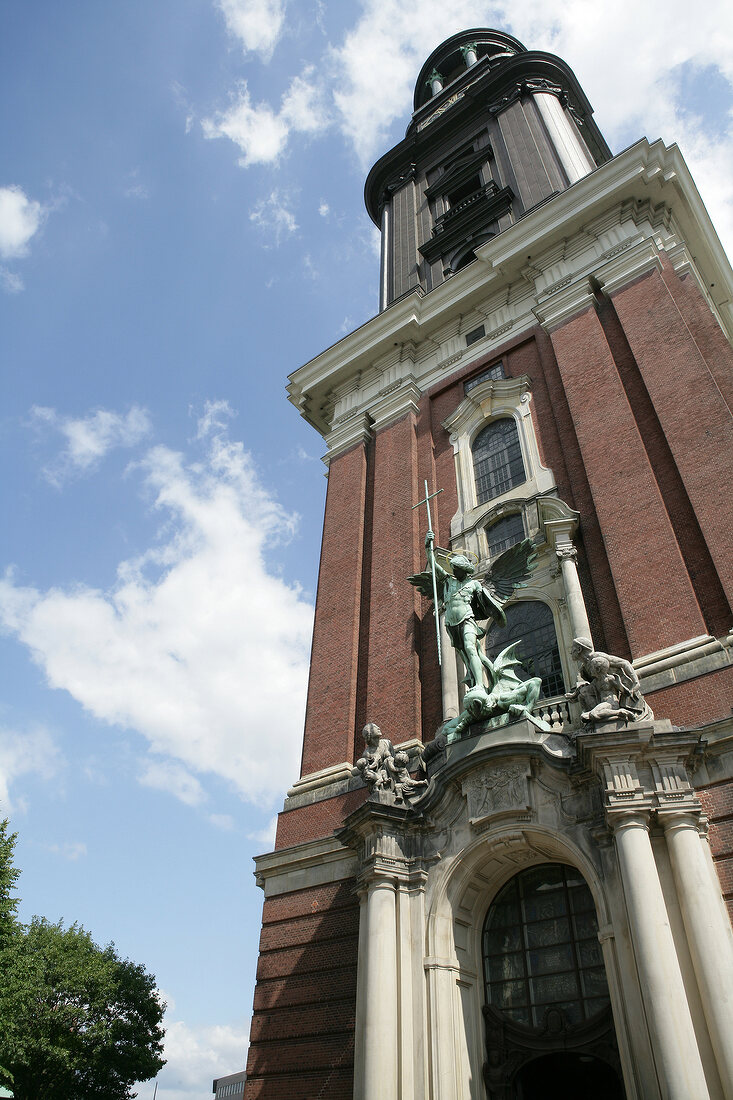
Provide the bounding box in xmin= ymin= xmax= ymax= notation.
xmin=365 ymin=28 xmax=611 ymax=309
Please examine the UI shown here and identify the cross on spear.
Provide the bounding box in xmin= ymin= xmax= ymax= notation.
xmin=413 ymin=479 xmax=444 ymax=665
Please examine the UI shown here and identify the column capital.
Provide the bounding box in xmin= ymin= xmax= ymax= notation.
xmin=606 ymin=808 xmax=652 ymax=834
xmin=657 ymin=808 xmax=704 ymax=835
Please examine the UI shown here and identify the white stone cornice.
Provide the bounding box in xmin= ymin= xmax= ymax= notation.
xmin=323 ymin=410 xmax=372 ymax=461
xmin=594 ymin=238 xmax=664 ymax=295
xmin=369 ymin=378 xmax=422 ymax=433
xmin=532 ymin=274 xmax=596 ymax=330
xmin=288 ymin=138 xmax=733 ymax=438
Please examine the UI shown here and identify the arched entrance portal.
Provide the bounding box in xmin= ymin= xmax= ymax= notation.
xmin=481 ymin=863 xmax=624 ymax=1099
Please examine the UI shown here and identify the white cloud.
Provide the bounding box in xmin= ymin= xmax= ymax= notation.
xmin=280 ymin=66 xmax=328 ymax=133
xmin=318 ymin=201 xmax=329 ymax=218
xmin=31 ymin=404 xmax=152 ymax=485
xmin=203 ymin=82 xmax=290 ymax=166
xmin=0 ymin=267 xmax=24 ymax=293
xmin=202 ymin=69 xmax=329 ymax=167
xmin=0 ymin=405 xmax=313 ymax=810
xmin=45 ymin=840 xmax=87 ymax=861
xmin=249 ymin=189 xmax=298 ymax=242
xmin=247 ymin=813 xmax=277 ymax=848
xmin=0 ymin=185 xmax=46 ymax=259
xmin=194 ymin=398 xmax=235 ymax=440
xmin=0 ymin=726 xmax=60 ymax=813
xmin=141 ymin=1017 xmax=248 ymax=1100
xmin=217 ymin=0 xmax=285 ymax=60
xmin=139 ymin=760 xmax=206 ymax=807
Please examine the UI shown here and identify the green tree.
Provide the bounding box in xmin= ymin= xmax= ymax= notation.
xmin=0 ymin=820 xmax=20 ymax=951
xmin=0 ymin=827 xmax=165 ymax=1100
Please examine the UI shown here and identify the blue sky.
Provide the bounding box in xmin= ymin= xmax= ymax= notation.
xmin=1 ymin=0 xmax=732 ymax=1095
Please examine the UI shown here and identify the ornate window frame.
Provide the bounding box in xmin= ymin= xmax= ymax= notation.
xmin=443 ymin=375 xmax=555 ymax=551
xmin=440 ymin=376 xmax=589 ymax=712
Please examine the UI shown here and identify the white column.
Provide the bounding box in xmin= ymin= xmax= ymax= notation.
xmin=353 ymin=886 xmax=369 ymax=1098
xmin=556 ymin=545 xmax=592 ymax=641
xmin=612 ymin=812 xmax=710 ymax=1100
xmin=362 ymin=877 xmax=398 ymax=1100
xmin=379 ymin=201 xmax=390 ymax=312
xmin=534 ymin=91 xmax=595 ymax=184
xmin=439 ymin=611 xmax=460 ymax=720
xmin=662 ymin=813 xmax=733 ymax=1097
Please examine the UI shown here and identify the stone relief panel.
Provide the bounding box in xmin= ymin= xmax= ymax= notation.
xmin=462 ymin=762 xmax=532 ymax=826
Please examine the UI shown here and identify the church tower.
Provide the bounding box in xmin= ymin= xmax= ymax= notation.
xmin=244 ymin=30 xmax=733 ymax=1100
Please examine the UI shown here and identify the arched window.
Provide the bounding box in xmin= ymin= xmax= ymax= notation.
xmin=486 ymin=512 xmax=524 ymax=559
xmin=482 ymin=863 xmax=610 ymax=1029
xmin=486 ymin=601 xmax=564 ymax=697
xmin=472 ymin=418 xmax=526 ymax=505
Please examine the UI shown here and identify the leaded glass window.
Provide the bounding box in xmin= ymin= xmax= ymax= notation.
xmin=482 ymin=864 xmax=609 ymax=1029
xmin=486 ymin=600 xmax=564 ymax=698
xmin=486 ymin=512 xmax=524 ymax=558
xmin=464 ymin=361 xmax=505 ymax=391
xmin=472 ymin=418 xmax=525 ymax=504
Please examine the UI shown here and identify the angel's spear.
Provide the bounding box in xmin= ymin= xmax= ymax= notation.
xmin=413 ymin=479 xmax=444 ymax=666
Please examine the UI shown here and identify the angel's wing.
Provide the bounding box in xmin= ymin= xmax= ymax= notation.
xmin=408 ymin=569 xmax=438 ymax=600
xmin=487 ymin=539 xmax=538 ymax=603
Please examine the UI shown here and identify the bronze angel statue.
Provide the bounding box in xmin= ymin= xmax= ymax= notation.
xmin=409 ymin=529 xmax=551 ymax=736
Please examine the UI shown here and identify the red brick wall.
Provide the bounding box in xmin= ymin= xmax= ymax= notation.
xmin=244 ymin=879 xmax=359 ymax=1099
xmin=362 ymin=412 xmax=424 ymax=744
xmin=299 ymin=266 xmax=733 ymax=780
xmin=301 ymin=442 xmax=368 ymax=777
xmin=275 ymin=788 xmax=366 ymax=850
xmin=610 ymin=266 xmax=733 ymax=610
xmin=547 ymin=304 xmax=707 ymax=656
xmin=697 ymin=779 xmax=733 ymax=924
xmin=645 ymin=664 xmax=733 ymax=728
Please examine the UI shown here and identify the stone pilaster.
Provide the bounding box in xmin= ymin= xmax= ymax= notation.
xmin=338 ymin=802 xmax=434 ymax=1100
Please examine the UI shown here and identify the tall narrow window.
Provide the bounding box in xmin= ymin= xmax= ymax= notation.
xmin=472 ymin=418 xmax=526 ymax=504
xmin=486 ymin=600 xmax=564 ymax=697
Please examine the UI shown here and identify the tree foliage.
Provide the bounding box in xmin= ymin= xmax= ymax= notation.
xmin=0 ymin=820 xmax=20 ymax=951
xmin=0 ymin=825 xmax=165 ymax=1100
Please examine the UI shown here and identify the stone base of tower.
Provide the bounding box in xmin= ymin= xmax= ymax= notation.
xmin=245 ymin=715 xmax=733 ymax=1100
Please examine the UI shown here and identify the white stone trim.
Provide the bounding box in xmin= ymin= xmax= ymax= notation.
xmin=442 ymin=375 xmax=556 ymax=545
xmin=253 ymin=834 xmax=356 ymax=897
xmin=634 ymin=632 xmax=733 ymax=694
xmin=322 ymin=411 xmax=372 ymax=461
xmin=287 ymin=761 xmax=355 ymax=798
xmin=288 ymin=140 xmax=733 ymax=440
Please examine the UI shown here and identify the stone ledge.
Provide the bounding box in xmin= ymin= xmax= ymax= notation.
xmin=254 ymin=835 xmax=356 ymax=897
xmin=636 ymin=633 xmax=733 ymax=694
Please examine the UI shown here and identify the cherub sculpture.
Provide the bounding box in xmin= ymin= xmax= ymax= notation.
xmin=355 ymin=723 xmax=428 ymax=804
xmin=409 ymin=531 xmax=551 ymax=737
xmin=355 ymin=722 xmax=394 ymax=790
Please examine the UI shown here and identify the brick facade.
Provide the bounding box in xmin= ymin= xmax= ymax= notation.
xmin=244 ymin=37 xmax=733 ymax=1094
xmin=244 ymin=880 xmax=359 ymax=1099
